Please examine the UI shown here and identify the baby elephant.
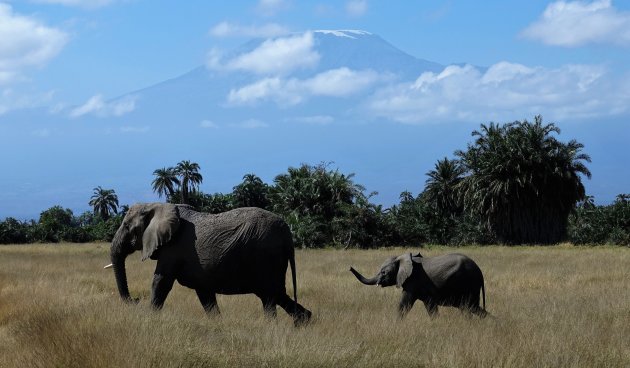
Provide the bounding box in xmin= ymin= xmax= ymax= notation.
xmin=350 ymin=252 xmax=487 ymax=318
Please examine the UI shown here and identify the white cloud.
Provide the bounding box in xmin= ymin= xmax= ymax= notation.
xmin=0 ymin=4 xmax=68 ymax=84
xmin=368 ymin=62 xmax=630 ymax=123
xmin=481 ymin=62 xmax=536 ymax=84
xmin=257 ymin=0 xmax=289 ymax=16
xmin=346 ymin=0 xmax=368 ymax=17
xmin=120 ymin=126 xmax=149 ymax=133
xmin=209 ymin=22 xmax=290 ymax=38
xmin=522 ymin=0 xmax=630 ymax=47
xmin=0 ymin=88 xmax=55 ymax=115
xmin=208 ymin=32 xmax=320 ymax=76
xmin=69 ymin=95 xmax=104 ymax=117
xmin=69 ymin=94 xmax=136 ymax=118
xmin=228 ymin=68 xmax=381 ymax=106
xmin=200 ymin=119 xmax=219 ymax=128
xmin=205 ymin=48 xmax=223 ymax=70
xmin=111 ymin=96 xmax=135 ymax=116
xmin=286 ymin=115 xmax=334 ymax=125
xmin=31 ymin=0 xmax=115 ymax=8
xmin=228 ymin=77 xmax=298 ymax=105
xmin=303 ymin=68 xmax=379 ymax=96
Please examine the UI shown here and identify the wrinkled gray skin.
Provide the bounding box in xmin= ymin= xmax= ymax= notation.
xmin=350 ymin=252 xmax=487 ymax=318
xmin=110 ymin=203 xmax=311 ymax=325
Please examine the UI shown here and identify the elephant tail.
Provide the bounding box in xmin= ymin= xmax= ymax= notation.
xmin=289 ymin=247 xmax=298 ymax=307
xmin=481 ymin=279 xmax=486 ymax=311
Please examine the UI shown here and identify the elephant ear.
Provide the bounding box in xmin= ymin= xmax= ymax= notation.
xmin=396 ymin=253 xmax=414 ymax=288
xmin=141 ymin=204 xmax=180 ymax=261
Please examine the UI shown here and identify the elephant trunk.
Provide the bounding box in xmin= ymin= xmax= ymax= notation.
xmin=349 ymin=267 xmax=378 ymax=286
xmin=111 ymin=254 xmax=132 ymax=301
xmin=110 ymin=229 xmax=134 ymax=303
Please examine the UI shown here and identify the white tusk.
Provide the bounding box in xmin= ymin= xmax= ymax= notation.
xmin=103 ymin=263 xmax=113 ymax=269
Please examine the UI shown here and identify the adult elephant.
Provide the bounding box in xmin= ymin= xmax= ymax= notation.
xmin=108 ymin=203 xmax=311 ymax=325
xmin=350 ymin=252 xmax=486 ymax=318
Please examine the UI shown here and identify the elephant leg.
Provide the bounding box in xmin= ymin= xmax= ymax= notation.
xmin=398 ymin=291 xmax=416 ymax=319
xmin=277 ymin=294 xmax=312 ymax=326
xmin=470 ymin=305 xmax=488 ymax=318
xmin=150 ymin=273 xmax=175 ymax=310
xmin=423 ymin=300 xmax=439 ymax=317
xmin=196 ymin=289 xmax=220 ymax=316
xmin=457 ymin=294 xmax=486 ymax=318
xmin=259 ymin=295 xmax=278 ymax=319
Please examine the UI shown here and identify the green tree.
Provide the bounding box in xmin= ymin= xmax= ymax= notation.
xmin=89 ymin=186 xmax=119 ymax=220
xmin=198 ymin=192 xmax=234 ymax=214
xmin=232 ymin=174 xmax=270 ymax=209
xmin=270 ymin=163 xmax=362 ymax=219
xmin=37 ymin=206 xmax=74 ymax=243
xmin=167 ymin=190 xmax=234 ymax=214
xmin=609 ymin=194 xmax=630 ymax=245
xmin=0 ymin=218 xmax=32 ymax=244
xmin=456 ymin=116 xmax=591 ymax=244
xmin=175 ymin=160 xmax=203 ymax=205
xmin=569 ymin=194 xmax=629 ymax=245
xmin=269 ymin=163 xmax=371 ymax=248
xmin=387 ymin=191 xmax=427 ymax=245
xmin=418 ymin=158 xmax=466 ymax=244
xmin=152 ymin=167 xmax=180 ymax=200
xmin=423 ymin=157 xmax=464 ymax=217
xmin=85 ymin=214 xmax=124 ymax=242
xmin=331 ymin=191 xmax=392 ymax=248
xmin=578 ymin=195 xmax=596 ymax=210
xmin=75 ymin=211 xmax=95 ymax=227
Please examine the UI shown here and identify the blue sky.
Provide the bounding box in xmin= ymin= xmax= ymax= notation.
xmin=1 ymin=0 xmax=629 ymax=219
xmin=5 ymin=0 xmax=630 ymax=104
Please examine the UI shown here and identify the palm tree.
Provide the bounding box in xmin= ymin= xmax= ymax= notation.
xmin=578 ymin=195 xmax=596 ymax=210
xmin=232 ymin=173 xmax=270 ymax=209
xmin=423 ymin=157 xmax=465 ymax=217
xmin=175 ymin=160 xmax=203 ymax=205
xmin=270 ymin=164 xmax=314 ymax=216
xmin=89 ymin=186 xmax=119 ymax=220
xmin=270 ymin=163 xmax=362 ymax=219
xmin=456 ymin=116 xmax=591 ymax=244
xmin=152 ymin=167 xmax=180 ymax=200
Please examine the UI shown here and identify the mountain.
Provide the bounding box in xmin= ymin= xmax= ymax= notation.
xmin=109 ymin=30 xmax=444 ymax=128
xmin=0 ymin=30 xmax=626 ymax=219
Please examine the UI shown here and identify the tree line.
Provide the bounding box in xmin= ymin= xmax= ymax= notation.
xmin=1 ymin=116 xmax=627 ymax=246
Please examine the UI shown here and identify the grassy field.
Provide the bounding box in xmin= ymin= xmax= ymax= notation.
xmin=0 ymin=244 xmax=628 ymax=367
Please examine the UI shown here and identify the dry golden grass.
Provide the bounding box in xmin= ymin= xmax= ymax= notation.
xmin=0 ymin=243 xmax=628 ymax=367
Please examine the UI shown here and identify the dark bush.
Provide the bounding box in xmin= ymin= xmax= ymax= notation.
xmin=569 ymin=195 xmax=629 ymax=245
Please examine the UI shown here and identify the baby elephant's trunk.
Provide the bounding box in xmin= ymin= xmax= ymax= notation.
xmin=349 ymin=267 xmax=378 ymax=285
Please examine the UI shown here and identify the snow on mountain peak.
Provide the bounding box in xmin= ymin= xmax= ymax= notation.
xmin=314 ymin=30 xmax=372 ymax=39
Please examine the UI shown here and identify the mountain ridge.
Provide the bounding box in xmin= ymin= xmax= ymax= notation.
xmin=112 ymin=29 xmax=445 ymax=105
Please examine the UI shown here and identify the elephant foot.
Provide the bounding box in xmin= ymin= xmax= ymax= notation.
xmin=461 ymin=305 xmax=488 ymax=319
xmin=293 ymin=309 xmax=312 ymax=327
xmin=204 ymin=306 xmax=221 ymax=317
